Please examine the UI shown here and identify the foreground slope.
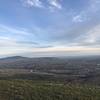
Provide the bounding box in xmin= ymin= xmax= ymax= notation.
xmin=0 ymin=80 xmax=100 ymax=100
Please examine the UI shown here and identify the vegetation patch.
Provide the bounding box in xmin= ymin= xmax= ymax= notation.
xmin=0 ymin=80 xmax=100 ymax=100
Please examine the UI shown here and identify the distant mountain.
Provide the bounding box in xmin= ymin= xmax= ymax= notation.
xmin=0 ymin=56 xmax=29 ymax=62
xmin=0 ymin=55 xmax=100 ymax=69
xmin=0 ymin=56 xmax=29 ymax=61
xmin=0 ymin=56 xmax=63 ymax=69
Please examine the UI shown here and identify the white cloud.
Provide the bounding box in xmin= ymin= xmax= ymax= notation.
xmin=0 ymin=36 xmax=23 ymax=47
xmin=72 ymin=15 xmax=84 ymax=23
xmin=90 ymin=0 xmax=100 ymax=11
xmin=48 ymin=0 xmax=62 ymax=9
xmin=72 ymin=0 xmax=100 ymax=23
xmin=21 ymin=0 xmax=63 ymax=11
xmin=0 ymin=24 xmax=38 ymax=53
xmin=0 ymin=35 xmax=34 ymax=56
xmin=21 ymin=0 xmax=43 ymax=8
xmin=85 ymin=24 xmax=100 ymax=44
xmin=74 ymin=24 xmax=100 ymax=47
xmin=0 ymin=24 xmax=30 ymax=35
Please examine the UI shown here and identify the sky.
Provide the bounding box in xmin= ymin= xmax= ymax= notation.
xmin=0 ymin=0 xmax=100 ymax=57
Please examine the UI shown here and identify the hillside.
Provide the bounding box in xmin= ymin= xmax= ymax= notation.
xmin=0 ymin=80 xmax=100 ymax=100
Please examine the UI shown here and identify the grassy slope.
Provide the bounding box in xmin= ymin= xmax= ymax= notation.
xmin=0 ymin=80 xmax=100 ymax=100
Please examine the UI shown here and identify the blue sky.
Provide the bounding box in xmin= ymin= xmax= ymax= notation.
xmin=0 ymin=0 xmax=100 ymax=57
